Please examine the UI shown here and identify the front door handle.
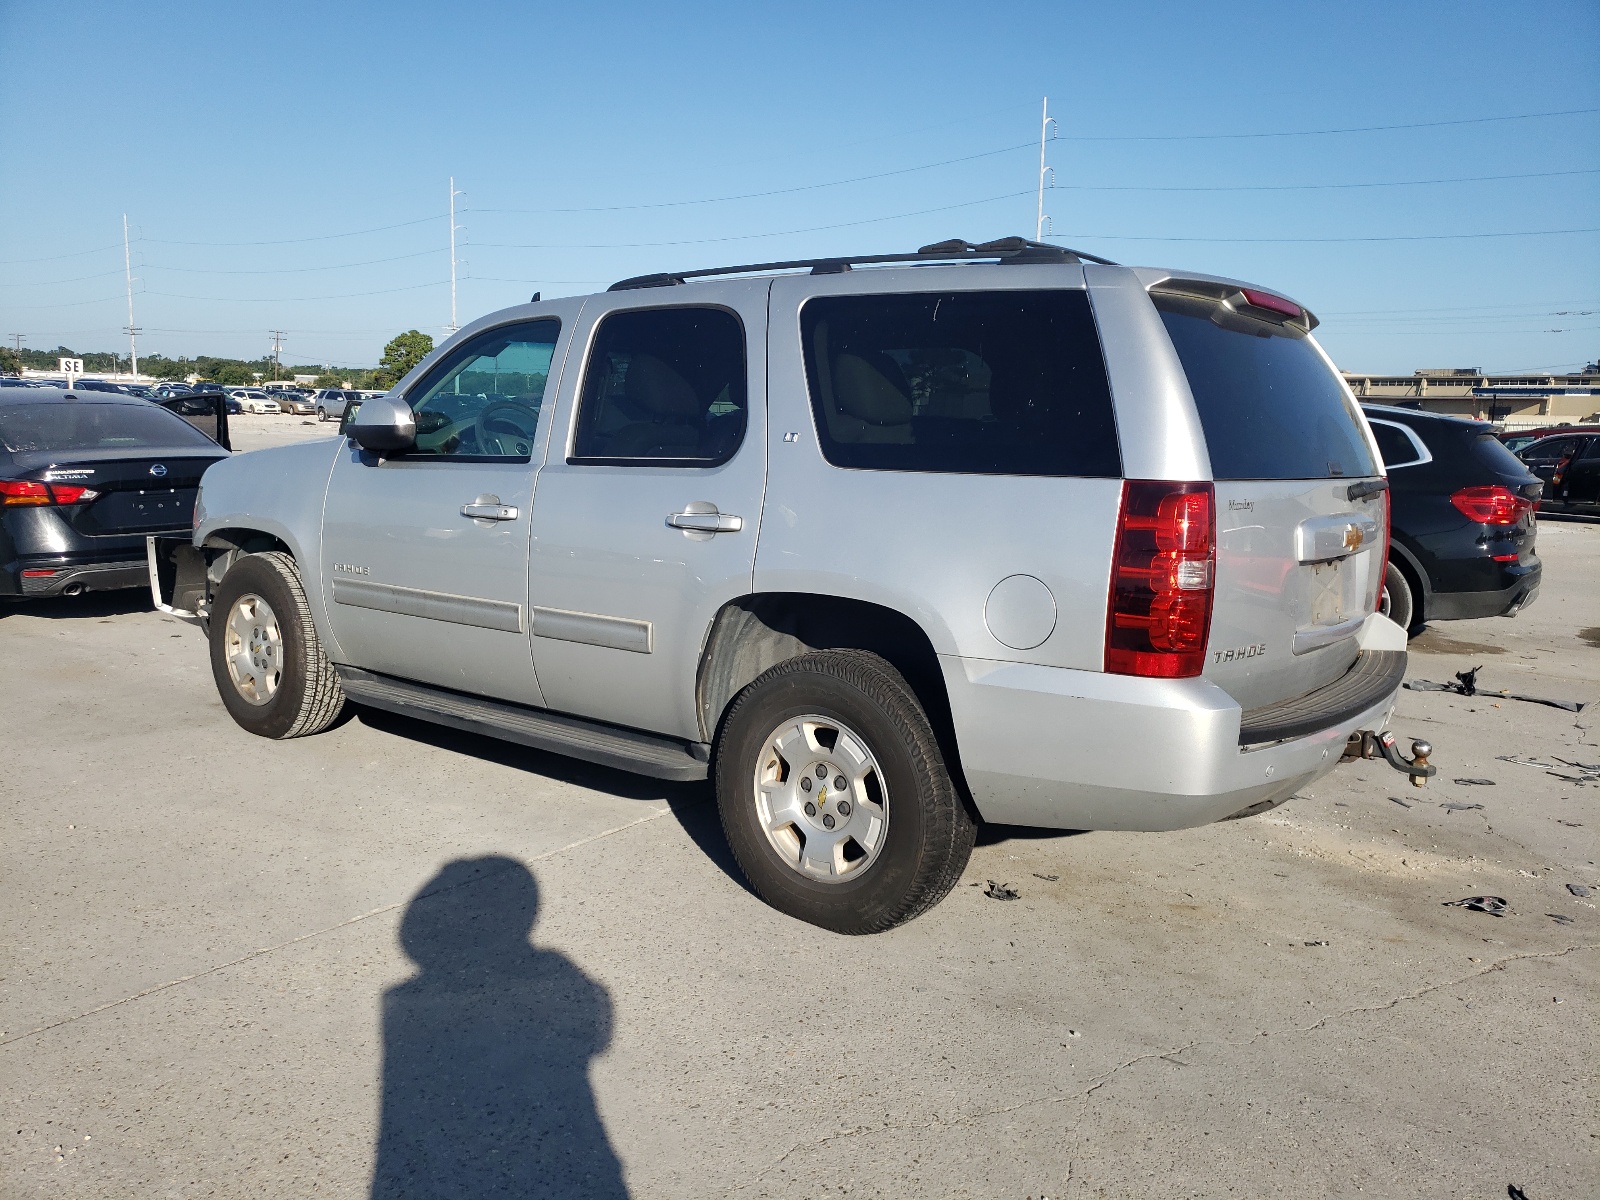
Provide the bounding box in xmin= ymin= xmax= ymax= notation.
xmin=667 ymin=503 xmax=743 ymax=534
xmin=461 ymin=493 xmax=519 ymax=522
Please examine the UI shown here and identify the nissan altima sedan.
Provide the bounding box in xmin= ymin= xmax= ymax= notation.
xmin=1 ymin=389 xmax=229 ymax=600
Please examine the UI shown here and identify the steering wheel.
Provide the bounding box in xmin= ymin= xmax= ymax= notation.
xmin=473 ymin=400 xmax=539 ymax=456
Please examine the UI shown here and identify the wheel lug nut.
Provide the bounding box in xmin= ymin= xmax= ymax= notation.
xmin=816 ymin=764 xmax=828 ymax=779
xmin=822 ymin=814 xmax=835 ymax=829
xmin=800 ymin=777 xmax=812 ymax=792
xmin=837 ymin=800 xmax=851 ymax=816
xmin=834 ymin=775 xmax=846 ymax=790
xmin=804 ymin=801 xmax=817 ymax=817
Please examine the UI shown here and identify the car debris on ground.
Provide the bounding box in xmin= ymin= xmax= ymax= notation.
xmin=984 ymin=881 xmax=1020 ymax=901
xmin=1404 ymin=668 xmax=1589 ymax=712
xmin=1443 ymin=895 xmax=1510 ymax=916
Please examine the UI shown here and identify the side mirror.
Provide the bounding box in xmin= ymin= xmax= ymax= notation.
xmin=345 ymin=394 xmax=414 ymax=452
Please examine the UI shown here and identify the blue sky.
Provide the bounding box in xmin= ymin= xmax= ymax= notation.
xmin=1 ymin=0 xmax=1595 ymax=374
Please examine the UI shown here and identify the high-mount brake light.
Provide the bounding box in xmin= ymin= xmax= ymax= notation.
xmin=1105 ymin=481 xmax=1215 ymax=678
xmin=1449 ymin=485 xmax=1531 ymax=526
xmin=0 ymin=480 xmax=99 ymax=506
xmin=1240 ymin=288 xmax=1303 ymax=319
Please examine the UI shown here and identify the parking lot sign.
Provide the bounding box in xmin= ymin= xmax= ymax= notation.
xmin=59 ymin=357 xmax=84 ymax=386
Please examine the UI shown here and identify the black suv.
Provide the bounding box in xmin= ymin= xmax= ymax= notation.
xmin=1516 ymin=431 xmax=1600 ymax=517
xmin=1362 ymin=404 xmax=1543 ymax=632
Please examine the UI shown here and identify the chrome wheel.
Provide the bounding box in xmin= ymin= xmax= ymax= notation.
xmin=224 ymin=592 xmax=283 ymax=705
xmin=754 ymin=714 xmax=888 ymax=882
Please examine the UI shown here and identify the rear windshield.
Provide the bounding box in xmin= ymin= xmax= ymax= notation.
xmin=800 ymin=290 xmax=1120 ymax=477
xmin=1157 ymin=299 xmax=1377 ymax=480
xmin=0 ymin=402 xmax=218 ymax=453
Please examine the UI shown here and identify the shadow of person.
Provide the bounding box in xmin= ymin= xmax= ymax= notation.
xmin=371 ymin=857 xmax=628 ymax=1199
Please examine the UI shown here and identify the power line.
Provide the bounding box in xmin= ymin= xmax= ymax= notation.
xmin=1050 ymin=167 xmax=1600 ymax=193
xmin=1056 ymin=225 xmax=1599 ymax=244
xmin=146 ymin=248 xmax=440 ymax=276
xmin=1053 ymin=105 xmax=1599 ymax=142
xmin=141 ymin=214 xmax=447 ymax=248
xmin=142 ymin=279 xmax=451 ymax=303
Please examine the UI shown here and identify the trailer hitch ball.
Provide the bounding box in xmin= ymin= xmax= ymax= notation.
xmin=1343 ymin=730 xmax=1437 ymax=786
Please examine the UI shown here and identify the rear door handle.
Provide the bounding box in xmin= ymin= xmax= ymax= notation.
xmin=461 ymin=493 xmax=519 ymax=522
xmin=667 ymin=505 xmax=743 ymax=533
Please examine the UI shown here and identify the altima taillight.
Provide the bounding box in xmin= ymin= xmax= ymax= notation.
xmin=1449 ymin=485 xmax=1531 ymax=526
xmin=1105 ymin=481 xmax=1215 ymax=678
xmin=0 ymin=480 xmax=100 ymax=506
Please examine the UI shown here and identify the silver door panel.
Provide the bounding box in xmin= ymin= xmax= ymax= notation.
xmin=527 ymin=280 xmax=770 ymax=738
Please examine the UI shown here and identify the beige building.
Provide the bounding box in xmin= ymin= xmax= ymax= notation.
xmin=1342 ymin=367 xmax=1600 ymax=428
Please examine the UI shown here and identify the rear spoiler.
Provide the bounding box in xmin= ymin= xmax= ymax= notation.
xmin=158 ymin=392 xmax=231 ymax=451
xmin=146 ymin=535 xmax=209 ymax=625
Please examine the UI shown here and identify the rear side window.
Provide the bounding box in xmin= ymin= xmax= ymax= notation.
xmin=1157 ymin=299 xmax=1377 ymax=480
xmin=799 ymin=290 xmax=1119 ymax=477
xmin=0 ymin=402 xmax=217 ymax=452
xmin=1368 ymin=419 xmax=1427 ymax=469
xmin=572 ymin=307 xmax=747 ymax=465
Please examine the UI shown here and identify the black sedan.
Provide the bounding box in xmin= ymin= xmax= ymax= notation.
xmin=1362 ymin=404 xmax=1543 ymax=633
xmin=1 ymin=390 xmax=229 ymax=600
xmin=1517 ymin=432 xmax=1600 ymax=516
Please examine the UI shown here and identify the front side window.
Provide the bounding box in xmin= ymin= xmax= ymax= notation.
xmin=799 ymin=290 xmax=1119 ymax=477
xmin=1521 ymin=436 xmax=1577 ymax=464
xmin=405 ymin=320 xmax=560 ymax=458
xmin=571 ymin=307 xmax=747 ymax=465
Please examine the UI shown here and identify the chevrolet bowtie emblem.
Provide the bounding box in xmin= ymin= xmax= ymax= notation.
xmin=1344 ymin=525 xmax=1364 ymax=552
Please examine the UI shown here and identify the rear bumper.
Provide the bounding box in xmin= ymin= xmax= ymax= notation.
xmin=942 ymin=615 xmax=1406 ymax=832
xmin=3 ymin=556 xmax=148 ymax=598
xmin=1428 ymin=561 xmax=1541 ymax=621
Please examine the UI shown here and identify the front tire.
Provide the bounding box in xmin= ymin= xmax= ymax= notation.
xmin=714 ymin=650 xmax=976 ymax=934
xmin=209 ymin=551 xmax=345 ymax=739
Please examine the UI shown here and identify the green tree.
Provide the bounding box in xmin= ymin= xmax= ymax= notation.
xmin=375 ymin=330 xmax=434 ymax=388
xmin=0 ymin=346 xmax=21 ymax=376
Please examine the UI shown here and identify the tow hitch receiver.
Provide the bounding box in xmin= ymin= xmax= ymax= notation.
xmin=1343 ymin=730 xmax=1436 ymax=786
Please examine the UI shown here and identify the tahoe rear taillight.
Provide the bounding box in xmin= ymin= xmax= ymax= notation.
xmin=0 ymin=480 xmax=99 ymax=506
xmin=1449 ymin=485 xmax=1532 ymax=526
xmin=1105 ymin=481 xmax=1215 ymax=678
xmin=1370 ymin=489 xmax=1391 ymax=615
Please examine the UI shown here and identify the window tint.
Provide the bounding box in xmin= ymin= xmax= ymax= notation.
xmin=799 ymin=290 xmax=1119 ymax=477
xmin=1521 ymin=436 xmax=1577 ymax=463
xmin=1157 ymin=299 xmax=1378 ymax=480
xmin=1368 ymin=420 xmax=1424 ymax=469
xmin=0 ymin=402 xmax=218 ymax=453
xmin=405 ymin=320 xmax=559 ymax=458
xmin=1581 ymin=437 xmax=1600 ymax=461
xmin=572 ymin=307 xmax=747 ymax=464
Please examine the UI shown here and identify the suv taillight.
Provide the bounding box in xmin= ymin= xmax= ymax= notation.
xmin=1105 ymin=481 xmax=1215 ymax=678
xmin=1449 ymin=485 xmax=1531 ymax=526
xmin=0 ymin=480 xmax=99 ymax=506
xmin=1370 ymin=489 xmax=1391 ymax=615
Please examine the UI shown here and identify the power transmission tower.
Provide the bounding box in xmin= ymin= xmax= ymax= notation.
xmin=122 ymin=214 xmax=140 ymax=380
xmin=269 ymin=330 xmax=286 ymax=382
xmin=1035 ymin=97 xmax=1057 ymax=241
xmin=9 ymin=334 xmax=23 ymax=353
xmin=448 ymin=176 xmax=466 ymax=333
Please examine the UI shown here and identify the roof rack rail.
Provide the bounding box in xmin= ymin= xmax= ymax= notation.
xmin=608 ymin=236 xmax=1118 ymax=291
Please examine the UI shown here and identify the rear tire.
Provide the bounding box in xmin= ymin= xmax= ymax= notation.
xmin=316 ymin=407 xmax=328 ymax=422
xmin=1381 ymin=560 xmax=1421 ymax=635
xmin=714 ymin=650 xmax=976 ymax=934
xmin=209 ymin=551 xmax=345 ymax=739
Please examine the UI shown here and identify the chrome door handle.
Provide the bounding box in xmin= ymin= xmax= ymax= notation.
xmin=667 ymin=508 xmax=743 ymax=533
xmin=461 ymin=493 xmax=519 ymax=522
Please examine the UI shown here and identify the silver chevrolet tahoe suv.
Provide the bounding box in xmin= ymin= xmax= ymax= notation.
xmin=153 ymin=237 xmax=1413 ymax=933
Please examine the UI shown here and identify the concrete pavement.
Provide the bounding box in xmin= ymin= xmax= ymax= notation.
xmin=3 ymin=519 xmax=1595 ymax=1198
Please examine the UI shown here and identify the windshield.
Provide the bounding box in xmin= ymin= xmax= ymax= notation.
xmin=1157 ymin=297 xmax=1378 ymax=481
xmin=0 ymin=402 xmax=219 ymax=453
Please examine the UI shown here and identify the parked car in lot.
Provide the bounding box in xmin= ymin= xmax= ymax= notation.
xmin=274 ymin=391 xmax=318 ymax=415
xmin=312 ymin=389 xmax=364 ymax=422
xmin=229 ymin=389 xmax=282 ymax=414
xmin=1498 ymin=423 xmax=1600 ymax=455
xmin=2 ymin=389 xmax=229 ymax=600
xmin=0 ymin=378 xmax=46 ymax=389
xmin=1362 ymin=404 xmax=1542 ymax=632
xmin=1517 ymin=431 xmax=1600 ymax=516
xmin=156 ymin=237 xmax=1418 ymax=932
xmin=151 ymin=383 xmax=194 ymax=400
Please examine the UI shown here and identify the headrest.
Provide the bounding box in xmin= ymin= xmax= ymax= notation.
xmin=833 ymin=353 xmax=912 ymax=426
xmin=624 ymin=354 xmax=701 ymax=419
